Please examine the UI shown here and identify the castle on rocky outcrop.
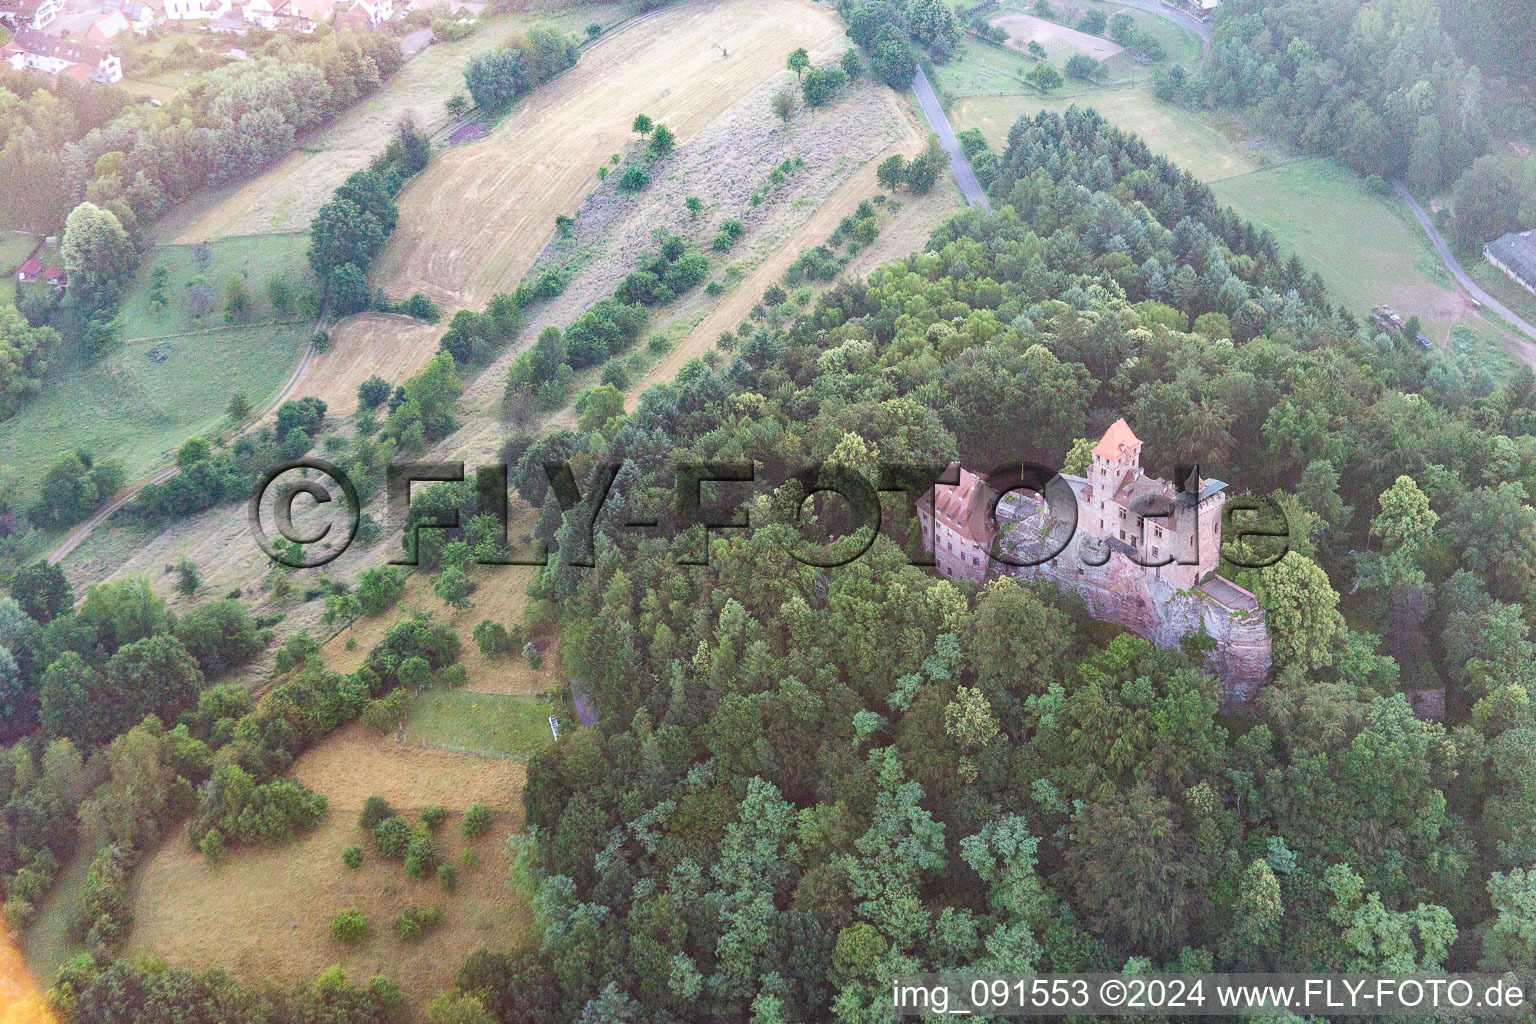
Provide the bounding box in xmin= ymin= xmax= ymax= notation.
xmin=917 ymin=419 xmax=1273 ymax=702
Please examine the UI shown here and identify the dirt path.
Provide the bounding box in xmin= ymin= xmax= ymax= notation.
xmin=46 ymin=337 xmax=318 ymax=566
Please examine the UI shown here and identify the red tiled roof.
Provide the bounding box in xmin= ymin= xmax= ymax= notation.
xmin=42 ymin=267 xmax=64 ymax=280
xmin=1092 ymin=417 xmax=1141 ymax=460
xmin=918 ymin=464 xmax=999 ymax=547
xmin=18 ymin=258 xmax=41 ymax=275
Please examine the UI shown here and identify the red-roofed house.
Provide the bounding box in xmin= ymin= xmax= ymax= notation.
xmin=16 ymin=258 xmax=41 ymax=283
xmin=42 ymin=266 xmax=65 ymax=289
xmin=7 ymin=27 xmax=122 ymax=81
xmin=86 ymin=9 xmax=129 ymax=42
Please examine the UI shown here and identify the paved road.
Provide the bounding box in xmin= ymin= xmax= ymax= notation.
xmin=911 ymin=67 xmax=992 ymax=213
xmin=1112 ymin=0 xmax=1213 ymax=44
xmin=401 ymin=26 xmax=434 ymax=60
xmin=47 ymin=337 xmax=321 ymax=566
xmin=1396 ymin=182 xmax=1536 ymax=345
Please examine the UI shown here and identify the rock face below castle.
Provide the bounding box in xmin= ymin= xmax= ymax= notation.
xmin=918 ymin=420 xmax=1273 ymax=703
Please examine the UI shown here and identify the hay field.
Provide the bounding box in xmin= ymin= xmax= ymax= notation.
xmin=373 ymin=0 xmax=849 ymax=308
xmin=953 ymin=89 xmax=1259 ymax=182
xmin=297 ymin=314 xmax=444 ymax=416
xmin=128 ymin=725 xmax=530 ymax=1014
xmin=991 ymin=12 xmax=1124 ymax=59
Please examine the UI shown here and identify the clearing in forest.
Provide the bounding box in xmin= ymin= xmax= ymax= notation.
xmin=127 ymin=726 xmax=530 ymax=1015
xmin=373 ymin=0 xmax=849 ymax=309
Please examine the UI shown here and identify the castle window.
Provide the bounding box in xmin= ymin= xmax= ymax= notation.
xmin=972 ymin=556 xmax=979 ymax=565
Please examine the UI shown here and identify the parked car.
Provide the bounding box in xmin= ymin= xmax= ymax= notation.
xmin=1417 ymin=334 xmax=1432 ymax=349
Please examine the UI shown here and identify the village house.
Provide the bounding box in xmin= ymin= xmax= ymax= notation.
xmin=241 ymin=0 xmax=331 ymax=31
xmin=1485 ymin=230 xmax=1536 ymax=296
xmin=1 ymin=27 xmax=122 ymax=82
xmin=164 ymin=0 xmax=232 ymax=22
xmin=918 ymin=419 xmax=1273 ymax=702
xmin=0 ymin=0 xmax=62 ymax=30
xmin=85 ymin=9 xmax=129 ymax=42
xmin=332 ymin=0 xmax=389 ymax=30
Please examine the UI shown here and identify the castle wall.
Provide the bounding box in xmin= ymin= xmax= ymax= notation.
xmin=1003 ymin=536 xmax=1272 ymax=704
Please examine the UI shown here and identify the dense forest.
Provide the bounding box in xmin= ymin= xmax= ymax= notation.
xmin=411 ymin=108 xmax=1536 ymax=1023
xmin=1192 ymin=0 xmax=1536 ymax=247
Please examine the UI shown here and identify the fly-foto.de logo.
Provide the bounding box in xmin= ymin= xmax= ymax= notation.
xmin=248 ymin=458 xmax=1291 ymax=571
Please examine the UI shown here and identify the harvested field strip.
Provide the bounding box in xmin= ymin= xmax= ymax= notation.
xmin=291 ymin=313 xmax=444 ymax=417
xmin=375 ymin=0 xmax=849 ymax=308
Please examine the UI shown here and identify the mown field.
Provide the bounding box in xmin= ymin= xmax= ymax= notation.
xmin=1212 ymin=159 xmax=1477 ymax=339
xmin=127 ymin=726 xmax=531 ymax=1015
xmin=404 ymin=689 xmax=565 ymax=757
xmin=374 ymin=0 xmax=850 ymax=308
xmin=954 ymin=87 xmax=1259 ymax=182
xmin=157 ymin=4 xmax=627 ymax=244
xmin=0 ymin=324 xmax=307 ymax=492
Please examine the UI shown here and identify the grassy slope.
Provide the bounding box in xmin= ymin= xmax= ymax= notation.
xmin=955 ymin=88 xmax=1258 ymax=182
xmin=1212 ymin=159 xmax=1474 ymax=335
xmin=119 ymin=233 xmax=313 ymax=340
xmin=0 ymin=324 xmax=307 ymax=491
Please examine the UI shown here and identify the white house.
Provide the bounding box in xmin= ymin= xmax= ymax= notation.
xmin=164 ymin=0 xmax=231 ymax=22
xmin=5 ymin=27 xmax=122 ymax=82
xmin=0 ymin=0 xmax=62 ymax=29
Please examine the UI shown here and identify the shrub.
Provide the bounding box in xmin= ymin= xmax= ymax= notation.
xmin=461 ymin=803 xmax=492 ymax=839
xmin=394 ymin=905 xmax=445 ymax=941
xmin=342 ymin=844 xmax=364 ymax=869
xmin=522 ymin=641 xmax=542 ymax=669
xmin=375 ymin=815 xmax=412 ymax=859
xmin=618 ymin=165 xmax=650 ymax=192
xmin=360 ymin=795 xmax=396 ymax=831
xmin=404 ymin=833 xmax=440 ymax=878
xmin=438 ymin=862 xmax=458 ymax=892
xmin=332 ymin=909 xmax=367 ymax=943
xmin=199 ymin=828 xmax=225 ymax=865
xmin=420 ymin=805 xmax=447 ymax=831
xmin=438 ymin=664 xmax=468 ymax=688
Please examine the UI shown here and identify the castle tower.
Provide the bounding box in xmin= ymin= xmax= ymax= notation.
xmin=1087 ymin=418 xmax=1141 ymax=540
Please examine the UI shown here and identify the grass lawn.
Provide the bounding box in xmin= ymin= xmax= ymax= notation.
xmin=1467 ymin=258 xmax=1536 ymax=329
xmin=954 ymin=88 xmax=1258 ymax=182
xmin=404 ymin=690 xmax=565 ymax=758
xmin=0 ymin=232 xmax=37 ymax=273
xmin=0 ymin=323 xmax=307 ymax=494
xmin=1212 ymin=158 xmax=1480 ymax=336
xmin=120 ymin=233 xmax=313 ymax=341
